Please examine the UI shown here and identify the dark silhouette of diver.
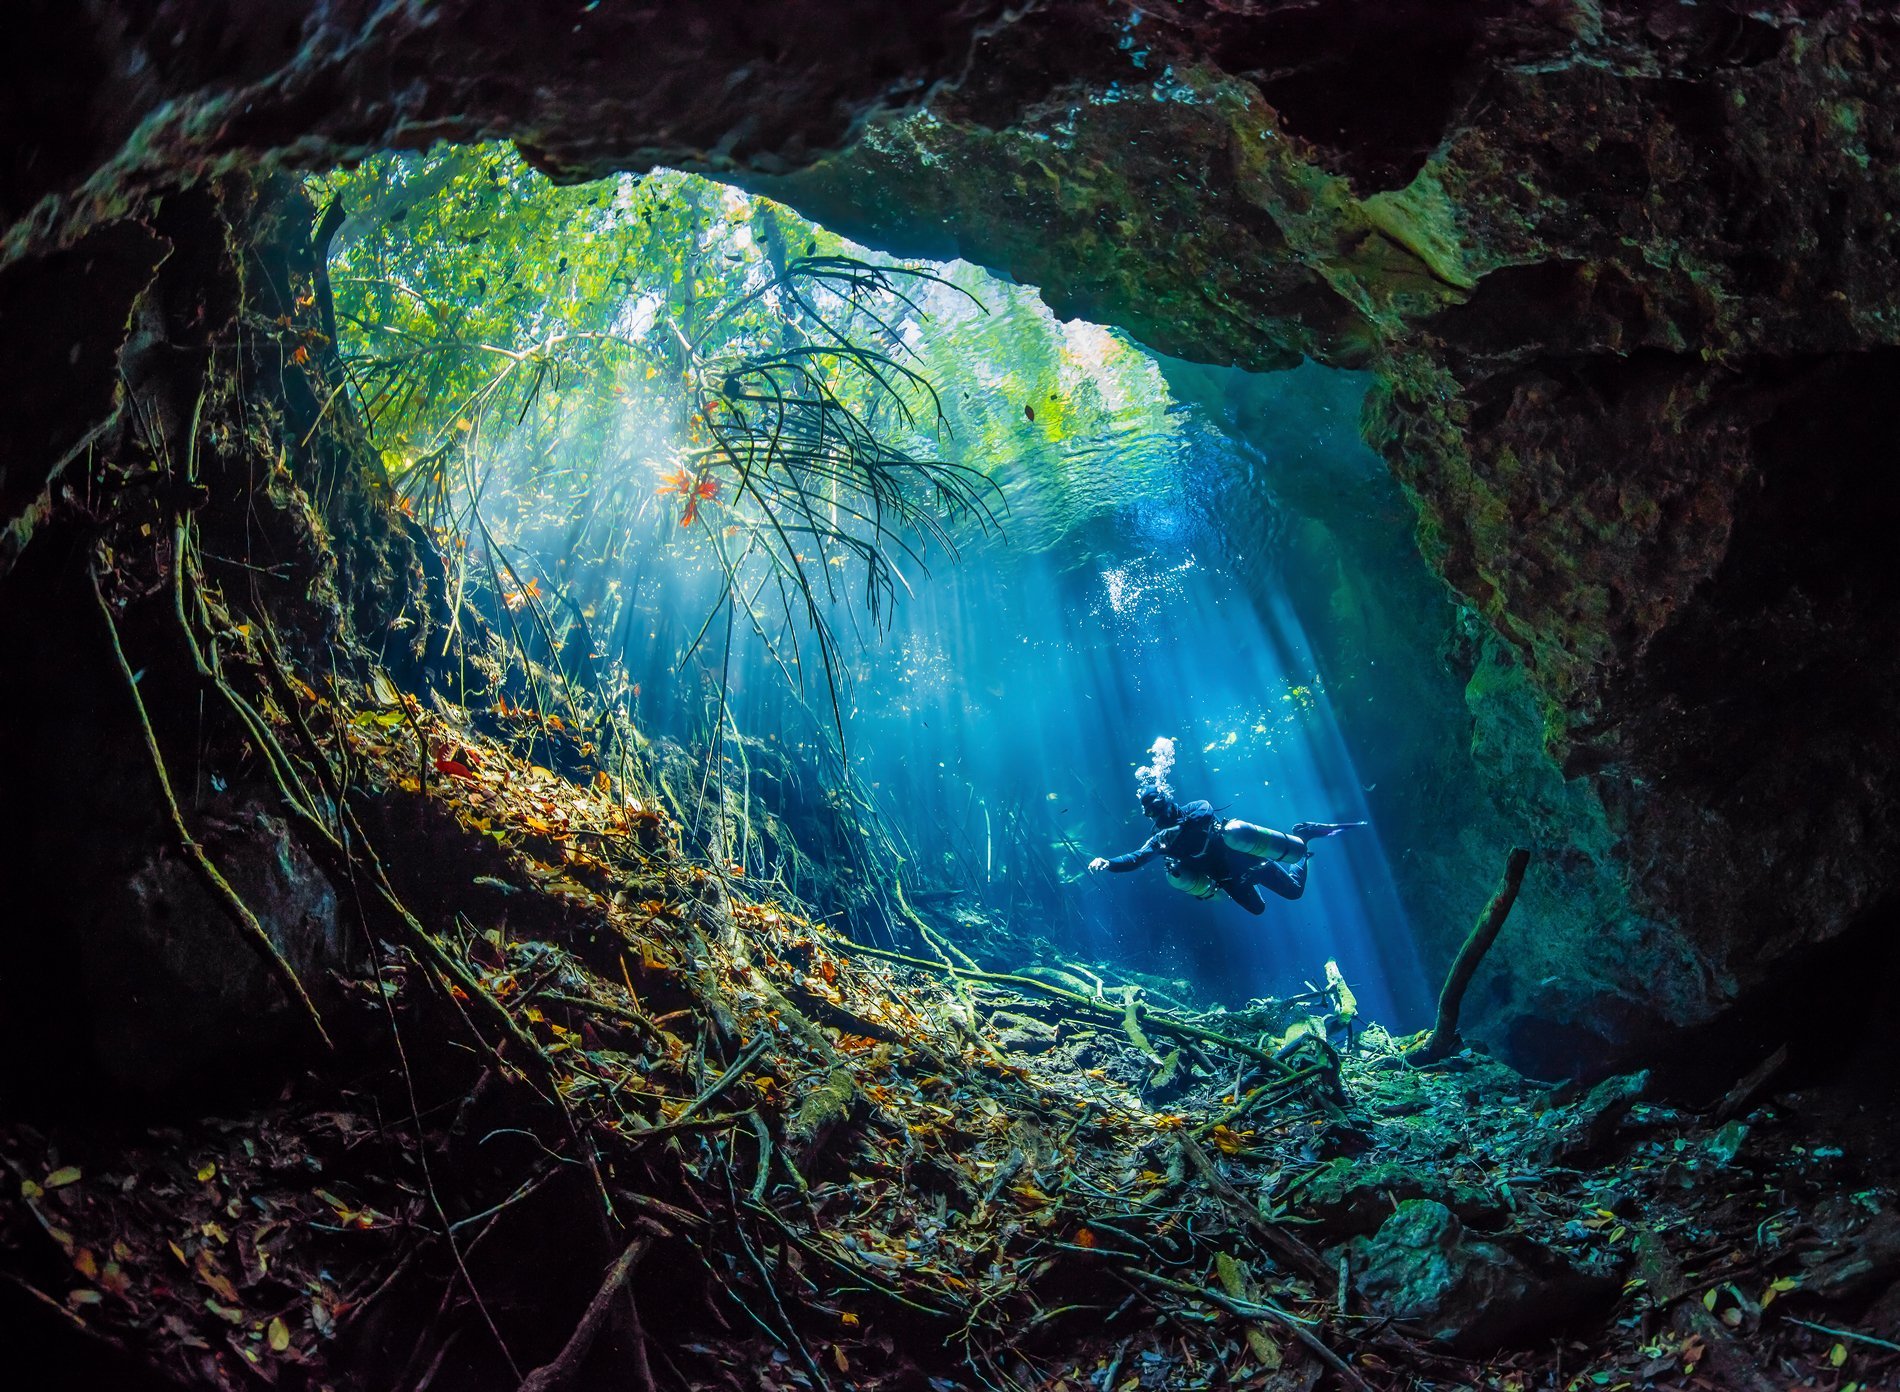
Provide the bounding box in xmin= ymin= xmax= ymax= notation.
xmin=1086 ymin=741 xmax=1363 ymax=915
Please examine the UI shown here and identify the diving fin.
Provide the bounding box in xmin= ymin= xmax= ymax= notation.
xmin=1291 ymin=820 xmax=1366 ymax=842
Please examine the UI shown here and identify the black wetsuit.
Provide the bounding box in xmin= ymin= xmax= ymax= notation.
xmin=1104 ymin=799 xmax=1307 ymax=916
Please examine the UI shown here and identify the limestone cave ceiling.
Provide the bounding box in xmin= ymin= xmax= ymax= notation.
xmin=5 ymin=0 xmax=1900 ymax=1058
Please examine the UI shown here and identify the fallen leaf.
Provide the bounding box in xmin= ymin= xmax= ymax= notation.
xmin=196 ymin=1251 xmax=240 ymax=1303
xmin=44 ymin=1166 xmax=82 ymax=1189
xmin=268 ymin=1316 xmax=290 ymax=1352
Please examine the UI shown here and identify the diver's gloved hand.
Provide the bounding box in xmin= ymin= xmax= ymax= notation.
xmin=1087 ymin=857 xmax=1110 ymax=873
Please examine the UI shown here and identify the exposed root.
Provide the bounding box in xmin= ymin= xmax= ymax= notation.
xmin=89 ymin=561 xmax=333 ymax=1051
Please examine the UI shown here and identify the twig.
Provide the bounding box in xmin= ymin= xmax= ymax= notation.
xmin=673 ymin=1035 xmax=772 ymax=1128
xmin=1129 ymin=1271 xmax=1372 ymax=1392
xmin=824 ymin=937 xmax=1293 ymax=1074
xmin=448 ymin=1166 xmax=562 ymax=1235
xmin=1193 ymin=1062 xmax=1333 ymax=1137
xmin=1176 ymin=1136 xmax=1337 ymax=1291
xmin=91 ymin=566 xmax=333 ymax=1049
xmin=538 ymin=988 xmax=666 ymax=1043
xmin=1782 ymin=1317 xmax=1900 ymax=1355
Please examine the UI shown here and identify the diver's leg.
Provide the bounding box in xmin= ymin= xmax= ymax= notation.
xmin=1217 ymin=877 xmax=1269 ymax=915
xmin=1246 ymin=859 xmax=1308 ymax=901
xmin=1221 ymin=819 xmax=1307 ymax=863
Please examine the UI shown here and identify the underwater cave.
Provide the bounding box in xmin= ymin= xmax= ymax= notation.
xmin=6 ymin=3 xmax=1900 ymax=1389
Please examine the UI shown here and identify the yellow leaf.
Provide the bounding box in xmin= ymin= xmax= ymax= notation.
xmin=73 ymin=1249 xmax=98 ymax=1280
xmin=268 ymin=1316 xmax=290 ymax=1352
xmin=196 ymin=1163 xmax=217 ymax=1182
xmin=1702 ymin=1289 xmax=1719 ymax=1311
xmin=1831 ymin=1344 xmax=1848 ymax=1368
xmin=839 ymin=1311 xmax=860 ymax=1328
xmin=831 ymin=1345 xmax=849 ymax=1373
xmin=44 ymin=1166 xmax=82 ymax=1189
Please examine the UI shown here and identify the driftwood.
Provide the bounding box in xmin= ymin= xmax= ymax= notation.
xmin=516 ymin=1235 xmax=655 ymax=1392
xmin=1411 ymin=847 xmax=1531 ymax=1064
xmin=1713 ymin=1042 xmax=1789 ymax=1123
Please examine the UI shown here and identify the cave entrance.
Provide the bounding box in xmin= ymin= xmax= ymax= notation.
xmin=320 ymin=144 xmax=1435 ymax=1028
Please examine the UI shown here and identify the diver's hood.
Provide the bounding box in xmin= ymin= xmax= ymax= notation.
xmin=1140 ymin=792 xmax=1181 ymax=826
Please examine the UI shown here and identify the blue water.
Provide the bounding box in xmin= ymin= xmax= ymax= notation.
xmin=834 ymin=519 xmax=1430 ymax=1029
xmin=543 ymin=370 xmax=1431 ymax=1032
xmin=462 ymin=247 xmax=1433 ymax=1030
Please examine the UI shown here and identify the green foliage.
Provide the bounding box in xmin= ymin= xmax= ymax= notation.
xmin=313 ymin=145 xmax=1189 ymax=752
xmin=316 ymin=146 xmax=1003 ymax=736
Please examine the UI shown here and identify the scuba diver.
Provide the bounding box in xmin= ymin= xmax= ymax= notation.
xmin=1086 ymin=737 xmax=1363 ymax=916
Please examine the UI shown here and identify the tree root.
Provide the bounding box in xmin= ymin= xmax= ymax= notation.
xmin=91 ymin=563 xmax=334 ymax=1051
xmin=1411 ymin=846 xmax=1530 ymax=1065
xmin=824 ymin=937 xmax=1296 ymax=1077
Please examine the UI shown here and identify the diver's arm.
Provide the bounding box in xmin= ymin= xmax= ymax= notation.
xmin=1091 ymin=832 xmax=1167 ymax=873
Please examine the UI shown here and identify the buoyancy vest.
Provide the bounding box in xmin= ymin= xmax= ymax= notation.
xmin=1157 ymin=800 xmax=1226 ymax=874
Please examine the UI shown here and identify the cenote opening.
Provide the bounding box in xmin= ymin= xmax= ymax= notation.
xmin=9 ymin=10 xmax=1900 ymax=1391
xmin=324 ymin=147 xmax=1432 ymax=1033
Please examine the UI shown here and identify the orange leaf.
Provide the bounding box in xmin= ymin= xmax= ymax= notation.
xmin=435 ymin=757 xmax=475 ymax=779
